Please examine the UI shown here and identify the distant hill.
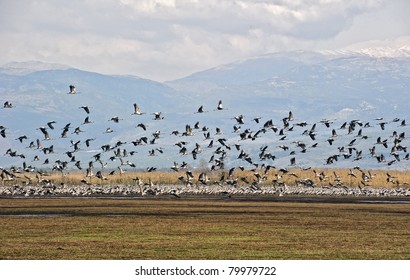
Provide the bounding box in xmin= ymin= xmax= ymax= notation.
xmin=0 ymin=65 xmax=181 ymax=169
xmin=1 ymin=51 xmax=409 ymax=173
xmin=167 ymin=50 xmax=410 ymax=121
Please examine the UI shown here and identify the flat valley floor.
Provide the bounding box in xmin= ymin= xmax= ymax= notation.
xmin=0 ymin=197 xmax=409 ymax=259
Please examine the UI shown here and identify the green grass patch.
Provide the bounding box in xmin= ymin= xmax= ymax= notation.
xmin=0 ymin=198 xmax=409 ymax=260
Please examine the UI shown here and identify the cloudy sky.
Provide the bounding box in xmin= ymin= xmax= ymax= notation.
xmin=1 ymin=0 xmax=409 ymax=81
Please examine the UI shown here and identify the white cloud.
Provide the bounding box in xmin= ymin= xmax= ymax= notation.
xmin=120 ymin=0 xmax=174 ymax=10
xmin=0 ymin=0 xmax=408 ymax=81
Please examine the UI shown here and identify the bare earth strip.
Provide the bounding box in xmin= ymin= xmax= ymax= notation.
xmin=0 ymin=197 xmax=409 ymax=260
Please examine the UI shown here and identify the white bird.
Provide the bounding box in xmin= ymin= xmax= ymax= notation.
xmin=132 ymin=103 xmax=145 ymax=115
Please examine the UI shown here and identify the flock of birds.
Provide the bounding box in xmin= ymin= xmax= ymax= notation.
xmin=1 ymin=84 xmax=409 ymax=197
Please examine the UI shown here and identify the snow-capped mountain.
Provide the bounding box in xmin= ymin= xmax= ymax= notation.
xmin=167 ymin=50 xmax=410 ymax=122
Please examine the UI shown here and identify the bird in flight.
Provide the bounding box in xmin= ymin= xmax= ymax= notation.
xmin=195 ymin=105 xmax=207 ymax=114
xmin=3 ymin=101 xmax=14 ymax=108
xmin=68 ymin=85 xmax=76 ymax=94
xmin=217 ymin=100 xmax=224 ymax=110
xmin=132 ymin=103 xmax=145 ymax=115
xmin=109 ymin=116 xmax=122 ymax=123
xmin=153 ymin=112 xmax=164 ymax=120
xmin=38 ymin=127 xmax=50 ymax=140
xmin=47 ymin=121 xmax=56 ymax=130
xmin=80 ymin=106 xmax=90 ymax=114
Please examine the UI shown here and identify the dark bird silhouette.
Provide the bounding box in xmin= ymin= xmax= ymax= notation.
xmin=3 ymin=101 xmax=14 ymax=108
xmin=348 ymin=139 xmax=356 ymax=146
xmin=109 ymin=116 xmax=122 ymax=123
xmin=136 ymin=123 xmax=147 ymax=131
xmin=320 ymin=119 xmax=333 ymax=128
xmin=80 ymin=106 xmax=90 ymax=114
xmin=96 ymin=171 xmax=108 ymax=181
xmin=71 ymin=140 xmax=81 ymax=151
xmin=378 ymin=122 xmax=387 ymax=130
xmin=234 ymin=114 xmax=245 ymax=124
xmin=83 ymin=116 xmax=93 ymax=124
xmin=196 ymin=105 xmax=207 ymax=113
xmin=0 ymin=128 xmax=6 ymax=138
xmin=73 ymin=127 xmax=84 ymax=135
xmin=217 ymin=100 xmax=224 ymax=110
xmin=38 ymin=127 xmax=50 ymax=140
xmin=47 ymin=121 xmax=56 ymax=129
xmin=182 ymin=124 xmax=194 ymax=136
xmin=68 ymin=85 xmax=76 ymax=94
xmin=287 ymin=111 xmax=294 ymax=121
xmin=153 ymin=112 xmax=164 ymax=120
xmin=75 ymin=161 xmax=82 ymax=170
xmin=16 ymin=135 xmax=28 ymax=143
xmin=253 ymin=117 xmax=262 ymax=123
xmin=61 ymin=127 xmax=69 ymax=138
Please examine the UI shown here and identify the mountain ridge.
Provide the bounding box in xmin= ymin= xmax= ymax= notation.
xmin=1 ymin=49 xmax=409 ymax=172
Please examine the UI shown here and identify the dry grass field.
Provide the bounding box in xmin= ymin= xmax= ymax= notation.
xmin=7 ymin=167 xmax=410 ymax=188
xmin=0 ymin=198 xmax=409 ymax=260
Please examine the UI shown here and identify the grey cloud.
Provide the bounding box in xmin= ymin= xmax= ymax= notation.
xmin=0 ymin=0 xmax=408 ymax=81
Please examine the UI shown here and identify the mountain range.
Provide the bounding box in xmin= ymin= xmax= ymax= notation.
xmin=1 ymin=49 xmax=409 ymax=172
